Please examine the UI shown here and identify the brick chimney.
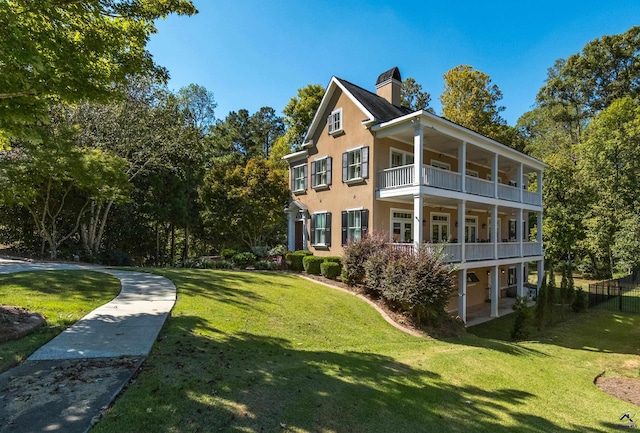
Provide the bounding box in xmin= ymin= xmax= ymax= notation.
xmin=376 ymin=67 xmax=401 ymax=106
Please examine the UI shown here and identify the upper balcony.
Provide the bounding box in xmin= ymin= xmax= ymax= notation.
xmin=377 ymin=164 xmax=542 ymax=206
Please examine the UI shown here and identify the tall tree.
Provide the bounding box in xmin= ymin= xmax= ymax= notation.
xmin=269 ymin=84 xmax=325 ymax=168
xmin=0 ymin=0 xmax=197 ymax=146
xmin=439 ymin=65 xmax=512 ymax=143
xmin=400 ymin=77 xmax=432 ymax=111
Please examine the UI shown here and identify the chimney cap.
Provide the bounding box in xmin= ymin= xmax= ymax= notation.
xmin=376 ymin=67 xmax=401 ymax=86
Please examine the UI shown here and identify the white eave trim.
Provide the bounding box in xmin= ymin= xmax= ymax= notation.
xmin=371 ymin=111 xmax=547 ymax=170
xmin=282 ymin=149 xmax=308 ymax=162
xmin=302 ymin=77 xmax=376 ymax=145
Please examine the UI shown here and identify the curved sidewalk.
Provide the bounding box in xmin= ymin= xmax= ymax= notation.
xmin=0 ymin=258 xmax=177 ymax=433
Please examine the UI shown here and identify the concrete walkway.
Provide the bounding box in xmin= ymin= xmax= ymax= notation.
xmin=0 ymin=258 xmax=176 ymax=433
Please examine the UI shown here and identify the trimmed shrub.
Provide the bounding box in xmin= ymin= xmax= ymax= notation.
xmin=321 ymin=262 xmax=341 ymax=279
xmin=286 ymin=250 xmax=313 ymax=271
xmin=254 ymin=260 xmax=278 ymax=270
xmin=303 ymin=256 xmax=324 ymax=275
xmin=221 ymin=248 xmax=237 ymax=260
xmin=341 ymin=267 xmax=348 ymax=282
xmin=572 ymin=287 xmax=587 ymax=312
xmin=324 ymin=256 xmax=342 ymax=264
xmin=209 ymin=259 xmax=233 ymax=269
xmin=511 ymin=296 xmax=532 ymax=341
xmin=232 ymin=252 xmax=256 ymax=268
xmin=342 ymin=231 xmax=388 ymax=286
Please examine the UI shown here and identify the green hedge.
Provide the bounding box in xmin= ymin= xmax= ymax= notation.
xmin=232 ymin=252 xmax=256 ymax=268
xmin=286 ymin=250 xmax=313 ymax=271
xmin=303 ymin=256 xmax=324 ymax=275
xmin=321 ymin=262 xmax=341 ymax=279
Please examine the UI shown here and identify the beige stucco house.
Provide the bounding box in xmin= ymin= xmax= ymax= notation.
xmin=284 ymin=67 xmax=546 ymax=324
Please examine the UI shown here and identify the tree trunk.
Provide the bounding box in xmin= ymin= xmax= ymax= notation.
xmin=183 ymin=223 xmax=189 ymax=261
xmin=170 ymin=224 xmax=176 ymax=267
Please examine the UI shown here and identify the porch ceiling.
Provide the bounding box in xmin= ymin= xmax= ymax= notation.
xmin=377 ymin=194 xmax=530 ymax=215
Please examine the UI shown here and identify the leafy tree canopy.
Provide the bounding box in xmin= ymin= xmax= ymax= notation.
xmin=400 ymin=77 xmax=433 ymax=112
xmin=0 ymin=0 xmax=197 ymax=146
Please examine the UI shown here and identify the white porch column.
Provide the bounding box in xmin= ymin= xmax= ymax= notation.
xmin=537 ymin=211 xmax=543 ymax=245
xmin=518 ymin=162 xmax=524 ymax=203
xmin=286 ymin=207 xmax=295 ymax=251
xmin=491 ymin=205 xmax=498 ymax=259
xmin=491 ymin=265 xmax=500 ymax=317
xmin=301 ymin=215 xmax=308 ymax=250
xmin=458 ymin=200 xmax=466 ymax=262
xmin=413 ymin=194 xmax=423 ymax=250
xmin=458 ymin=268 xmax=467 ymax=323
xmin=492 ymin=153 xmax=499 ymax=198
xmin=537 ymin=170 xmax=543 ymax=194
xmin=517 ymin=208 xmax=523 ymax=257
xmin=458 ymin=141 xmax=467 ymax=193
xmin=517 ymin=262 xmax=525 ymax=298
xmin=414 ymin=124 xmax=424 ymax=186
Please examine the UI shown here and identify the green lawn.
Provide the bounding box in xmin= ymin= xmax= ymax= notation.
xmin=0 ymin=270 xmax=122 ymax=371
xmin=88 ymin=269 xmax=640 ymax=433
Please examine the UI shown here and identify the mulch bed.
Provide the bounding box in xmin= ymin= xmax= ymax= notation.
xmin=0 ymin=305 xmax=46 ymax=343
xmin=596 ymin=375 xmax=640 ymax=407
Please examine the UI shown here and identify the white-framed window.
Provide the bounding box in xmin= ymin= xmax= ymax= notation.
xmin=465 ymin=216 xmax=477 ymax=243
xmin=342 ymin=147 xmax=369 ymax=182
xmin=431 ymin=160 xmax=451 ymax=171
xmin=465 ymin=169 xmax=479 ymax=177
xmin=292 ymin=164 xmax=307 ymax=192
xmin=391 ymin=209 xmax=413 ymax=243
xmin=390 ymin=148 xmax=414 ymax=168
xmin=341 ymin=209 xmax=369 ymax=245
xmin=488 ymin=217 xmax=502 ymax=242
xmin=509 ymin=219 xmax=517 ymax=241
xmin=327 ymin=108 xmax=342 ymax=135
xmin=311 ymin=157 xmax=332 ymax=189
xmin=508 ymin=267 xmax=516 ymax=286
xmin=310 ymin=212 xmax=331 ymax=246
xmin=431 ymin=212 xmax=449 ymax=243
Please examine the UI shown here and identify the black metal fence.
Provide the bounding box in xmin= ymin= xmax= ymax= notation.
xmin=588 ymin=273 xmax=640 ymax=313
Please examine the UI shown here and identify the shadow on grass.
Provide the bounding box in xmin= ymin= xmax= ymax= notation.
xmin=0 ymin=270 xmax=120 ymax=301
xmin=467 ymin=307 xmax=640 ymax=356
xmin=95 ymin=312 xmax=610 ymax=433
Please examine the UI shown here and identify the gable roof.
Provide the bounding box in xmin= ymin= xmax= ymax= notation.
xmin=303 ymin=76 xmax=413 ymax=145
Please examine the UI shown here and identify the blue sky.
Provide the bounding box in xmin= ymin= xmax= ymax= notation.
xmin=147 ymin=1 xmax=640 ymax=126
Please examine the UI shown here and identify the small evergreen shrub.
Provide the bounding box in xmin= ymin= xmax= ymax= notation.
xmin=254 ymin=260 xmax=278 ymax=270
xmin=572 ymin=287 xmax=587 ymax=312
xmin=341 ymin=267 xmax=348 ymax=282
xmin=511 ymin=296 xmax=532 ymax=341
xmin=321 ymin=262 xmax=341 ymax=279
xmin=323 ymin=256 xmax=342 ymax=264
xmin=303 ymin=256 xmax=324 ymax=275
xmin=210 ymin=259 xmax=233 ymax=269
xmin=269 ymin=244 xmax=288 ymax=257
xmin=232 ymin=252 xmax=256 ymax=268
xmin=286 ymin=250 xmax=313 ymax=271
xmin=177 ymin=258 xmax=198 ymax=268
xmin=221 ymin=248 xmax=237 ymax=260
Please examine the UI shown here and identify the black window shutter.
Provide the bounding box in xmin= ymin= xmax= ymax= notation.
xmin=310 ymin=213 xmax=316 ymax=245
xmin=362 ymin=147 xmax=369 ymax=179
xmin=310 ymin=161 xmax=316 ymax=188
xmin=341 ymin=211 xmax=348 ymax=245
xmin=303 ymin=164 xmax=308 ymax=190
xmin=327 ymin=157 xmax=332 ymax=186
xmin=326 ymin=212 xmax=332 ymax=246
xmin=342 ymin=152 xmax=348 ymax=182
xmin=361 ymin=209 xmax=369 ymax=237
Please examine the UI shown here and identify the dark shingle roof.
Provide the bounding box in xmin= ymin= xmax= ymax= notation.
xmin=336 ymin=78 xmax=413 ymax=123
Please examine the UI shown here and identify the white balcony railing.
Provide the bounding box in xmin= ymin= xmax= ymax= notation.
xmin=498 ymin=242 xmax=520 ymax=258
xmin=523 ymin=242 xmax=543 ymax=256
xmin=465 ymin=176 xmax=494 ymax=198
xmin=466 ymin=243 xmax=495 ymax=261
xmin=423 ymin=165 xmax=462 ymax=191
xmin=497 ymin=184 xmax=520 ymax=202
xmin=523 ymin=190 xmax=542 ymax=206
xmin=378 ymin=165 xmax=413 ymax=189
xmin=377 ymin=165 xmax=543 ymax=206
xmin=388 ymin=241 xmax=543 ymax=263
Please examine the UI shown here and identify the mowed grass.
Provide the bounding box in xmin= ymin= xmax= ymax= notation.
xmin=0 ymin=270 xmax=121 ymax=371
xmin=91 ymin=269 xmax=640 ymax=433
